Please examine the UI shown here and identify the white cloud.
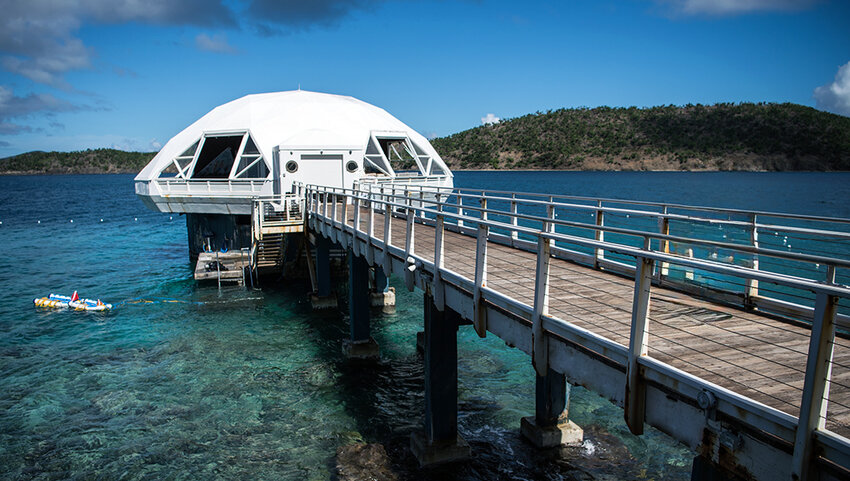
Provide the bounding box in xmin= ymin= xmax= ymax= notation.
xmin=0 ymin=86 xmax=80 ymax=134
xmin=247 ymin=0 xmax=387 ymax=34
xmin=481 ymin=113 xmax=500 ymax=125
xmin=0 ymin=1 xmax=234 ymax=88
xmin=150 ymin=138 xmax=163 ymax=150
xmin=814 ymin=61 xmax=850 ymax=117
xmin=656 ymin=0 xmax=818 ymax=16
xmin=195 ymin=33 xmax=238 ymax=54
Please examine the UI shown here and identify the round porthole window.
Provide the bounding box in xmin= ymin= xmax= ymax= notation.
xmin=346 ymin=160 xmax=359 ymax=173
xmin=285 ymin=160 xmax=298 ymax=173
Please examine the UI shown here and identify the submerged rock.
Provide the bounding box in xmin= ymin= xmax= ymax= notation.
xmin=336 ymin=443 xmax=397 ymax=481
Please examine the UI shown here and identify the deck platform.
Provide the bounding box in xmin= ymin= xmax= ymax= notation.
xmin=194 ymin=250 xmax=251 ymax=284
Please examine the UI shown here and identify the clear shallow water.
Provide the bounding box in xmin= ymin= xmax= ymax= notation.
xmin=0 ymin=172 xmax=847 ymax=480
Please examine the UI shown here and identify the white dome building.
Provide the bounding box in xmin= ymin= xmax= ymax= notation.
xmin=135 ymin=90 xmax=452 ymax=214
xmin=134 ymin=90 xmax=452 ymax=259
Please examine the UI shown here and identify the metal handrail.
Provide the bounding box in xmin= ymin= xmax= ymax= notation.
xmin=306 ymin=183 xmax=850 ymax=298
xmin=383 ymin=183 xmax=850 ymax=226
xmin=317 ymin=183 xmax=850 ymax=277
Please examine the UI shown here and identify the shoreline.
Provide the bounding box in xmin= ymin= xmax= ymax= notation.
xmin=3 ymin=168 xmax=850 ymax=176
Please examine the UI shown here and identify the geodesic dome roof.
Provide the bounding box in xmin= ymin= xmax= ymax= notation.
xmin=136 ymin=89 xmax=448 ymax=181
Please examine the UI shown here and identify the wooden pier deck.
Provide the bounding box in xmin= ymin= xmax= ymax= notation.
xmin=298 ymin=183 xmax=850 ymax=480
xmin=364 ymin=208 xmax=850 ymax=437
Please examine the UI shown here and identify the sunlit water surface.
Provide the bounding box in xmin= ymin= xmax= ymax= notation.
xmin=1 ymin=172 xmax=848 ymax=480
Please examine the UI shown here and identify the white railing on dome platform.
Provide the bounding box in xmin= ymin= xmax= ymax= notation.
xmin=151 ymin=178 xmax=273 ymax=197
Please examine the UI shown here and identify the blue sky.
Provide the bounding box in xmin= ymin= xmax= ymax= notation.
xmin=0 ymin=0 xmax=848 ymax=157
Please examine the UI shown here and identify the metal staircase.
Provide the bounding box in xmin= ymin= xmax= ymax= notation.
xmin=250 ymin=194 xmax=305 ymax=271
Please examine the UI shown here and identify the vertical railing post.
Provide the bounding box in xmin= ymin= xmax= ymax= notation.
xmin=473 ymin=196 xmax=489 ymax=338
xmin=405 ymin=191 xmax=415 ymax=256
xmin=511 ymin=193 xmax=519 ymax=245
xmin=532 ymin=233 xmax=552 ymax=377
xmin=281 ymin=195 xmax=292 ymax=222
xmin=366 ymin=187 xmax=375 ymax=265
xmin=791 ymin=292 xmax=838 ymax=481
xmin=321 ymin=190 xmax=328 ymax=237
xmin=594 ymin=200 xmax=605 ymax=269
xmin=382 ymin=187 xmax=393 ymax=277
xmin=255 ymin=200 xmax=263 ymax=236
xmin=657 ymin=205 xmax=670 ymax=280
xmin=328 ymin=187 xmax=339 ymax=242
xmin=457 ymin=192 xmax=464 ymax=230
xmin=330 ymin=190 xmax=337 ymax=226
xmin=352 ymin=191 xmax=361 ymax=255
xmin=404 ymin=190 xmax=416 ymax=292
xmin=433 ymin=212 xmax=446 ymax=311
xmin=368 ymin=189 xmax=375 ymax=237
xmin=625 ymin=239 xmax=654 ymax=436
xmin=746 ymin=214 xmax=759 ymax=305
xmin=342 ymin=189 xmax=349 ymax=228
xmin=827 ymin=265 xmax=837 ymax=285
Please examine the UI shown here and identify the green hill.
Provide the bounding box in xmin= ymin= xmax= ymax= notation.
xmin=431 ymin=103 xmax=850 ymax=171
xmin=0 ymin=148 xmax=155 ymax=175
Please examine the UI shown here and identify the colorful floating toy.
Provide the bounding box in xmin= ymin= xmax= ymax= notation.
xmin=33 ymin=291 xmax=112 ymax=311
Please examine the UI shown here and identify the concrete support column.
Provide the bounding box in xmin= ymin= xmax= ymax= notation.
xmin=343 ymin=251 xmax=379 ymax=360
xmin=370 ymin=266 xmax=396 ymax=311
xmin=311 ymin=235 xmax=338 ymax=309
xmin=411 ymin=293 xmax=470 ymax=465
xmin=521 ymin=368 xmax=583 ymax=448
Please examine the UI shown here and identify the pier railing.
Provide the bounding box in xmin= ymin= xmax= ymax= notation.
xmin=354 ymin=173 xmax=452 ymax=189
xmin=300 ymin=181 xmax=850 ymax=479
xmin=357 ymin=182 xmax=850 ymax=326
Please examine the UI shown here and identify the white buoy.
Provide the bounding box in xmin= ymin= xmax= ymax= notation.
xmin=37 ymin=220 xmax=40 ymax=224
xmin=134 ymin=217 xmax=137 ymax=221
xmin=169 ymin=216 xmax=173 ymax=220
xmin=70 ymin=219 xmax=74 ymax=223
xmin=100 ymin=219 xmax=103 ymax=222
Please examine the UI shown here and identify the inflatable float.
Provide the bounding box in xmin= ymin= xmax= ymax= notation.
xmin=33 ymin=292 xmax=112 ymax=311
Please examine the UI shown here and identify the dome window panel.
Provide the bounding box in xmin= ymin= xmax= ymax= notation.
xmin=379 ymin=137 xmax=417 ymax=172
xmin=242 ymin=136 xmax=260 ymax=155
xmin=191 ymin=134 xmax=244 ymax=179
xmin=233 ymin=154 xmax=269 ymax=179
xmin=231 ymin=133 xmax=270 ymax=179
xmin=161 ymin=139 xmax=200 ymax=178
xmin=409 ymin=139 xmax=439 ymax=175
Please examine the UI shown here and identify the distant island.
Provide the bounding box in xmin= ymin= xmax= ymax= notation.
xmin=432 ymin=102 xmax=850 ymax=171
xmin=1 ymin=102 xmax=848 ymax=175
xmin=0 ymin=149 xmax=155 ymax=175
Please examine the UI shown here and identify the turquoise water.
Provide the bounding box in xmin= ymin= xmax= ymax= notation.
xmin=1 ymin=172 xmax=848 ymax=480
